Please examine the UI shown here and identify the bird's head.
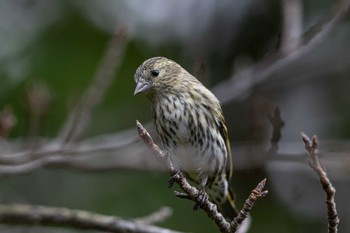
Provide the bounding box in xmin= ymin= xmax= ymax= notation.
xmin=134 ymin=57 xmax=184 ymax=98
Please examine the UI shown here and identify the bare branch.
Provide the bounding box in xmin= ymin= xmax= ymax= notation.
xmin=0 ymin=203 xmax=182 ymax=233
xmin=230 ymin=179 xmax=268 ymax=232
xmin=0 ymin=124 xmax=141 ymax=166
xmin=302 ymin=0 xmax=349 ymax=44
xmin=301 ymin=133 xmax=339 ymax=233
xmin=212 ymin=1 xmax=350 ymax=105
xmin=58 ymin=25 xmax=128 ymax=144
xmin=135 ymin=206 xmax=173 ymax=225
xmin=0 ymin=123 xmax=156 ymax=176
xmin=0 ymin=140 xmax=161 ymax=176
xmin=136 ymin=120 xmax=268 ymax=233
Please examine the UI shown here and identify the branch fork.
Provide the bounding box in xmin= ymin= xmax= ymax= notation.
xmin=301 ymin=132 xmax=339 ymax=233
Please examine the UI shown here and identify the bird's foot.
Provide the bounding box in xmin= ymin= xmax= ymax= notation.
xmin=193 ymin=188 xmax=209 ymax=210
xmin=168 ymin=170 xmax=181 ymax=188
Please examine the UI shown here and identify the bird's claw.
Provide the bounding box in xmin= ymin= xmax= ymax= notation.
xmin=193 ymin=189 xmax=209 ymax=210
xmin=168 ymin=170 xmax=181 ymax=188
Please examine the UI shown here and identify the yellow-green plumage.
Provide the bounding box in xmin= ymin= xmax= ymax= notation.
xmin=134 ymin=57 xmax=237 ymax=220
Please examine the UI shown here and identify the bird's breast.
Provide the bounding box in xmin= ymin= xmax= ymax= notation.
xmin=152 ymin=94 xmax=227 ymax=181
xmin=153 ymin=95 xmax=191 ymax=143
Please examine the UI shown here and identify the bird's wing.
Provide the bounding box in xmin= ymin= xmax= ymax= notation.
xmin=214 ymin=114 xmax=233 ymax=180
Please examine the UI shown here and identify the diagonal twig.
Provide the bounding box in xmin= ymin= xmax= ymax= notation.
xmin=301 ymin=132 xmax=339 ymax=233
xmin=58 ymin=25 xmax=128 ymax=144
xmin=135 ymin=206 xmax=173 ymax=225
xmin=230 ymin=178 xmax=268 ymax=231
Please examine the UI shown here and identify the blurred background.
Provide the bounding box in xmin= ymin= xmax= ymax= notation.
xmin=0 ymin=0 xmax=349 ymax=232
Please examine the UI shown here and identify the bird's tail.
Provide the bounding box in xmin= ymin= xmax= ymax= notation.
xmin=219 ymin=187 xmax=238 ymax=221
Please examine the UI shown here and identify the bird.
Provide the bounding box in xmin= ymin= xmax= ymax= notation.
xmin=134 ymin=57 xmax=238 ymax=220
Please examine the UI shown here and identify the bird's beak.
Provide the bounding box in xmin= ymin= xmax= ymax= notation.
xmin=134 ymin=79 xmax=151 ymax=95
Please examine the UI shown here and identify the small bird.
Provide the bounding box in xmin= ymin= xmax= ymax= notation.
xmin=134 ymin=57 xmax=237 ymax=220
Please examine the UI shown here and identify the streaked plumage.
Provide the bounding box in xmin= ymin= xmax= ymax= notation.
xmin=134 ymin=57 xmax=237 ymax=220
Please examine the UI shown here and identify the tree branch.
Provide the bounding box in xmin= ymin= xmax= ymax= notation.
xmin=0 ymin=125 xmax=141 ymax=165
xmin=135 ymin=206 xmax=173 ymax=225
xmin=136 ymin=120 xmax=268 ymax=233
xmin=230 ymin=179 xmax=268 ymax=232
xmin=0 ymin=203 xmax=182 ymax=233
xmin=212 ymin=0 xmax=350 ymax=105
xmin=58 ymin=24 xmax=128 ymax=144
xmin=301 ymin=133 xmax=339 ymax=233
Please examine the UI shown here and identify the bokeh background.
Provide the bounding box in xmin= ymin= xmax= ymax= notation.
xmin=0 ymin=0 xmax=349 ymax=232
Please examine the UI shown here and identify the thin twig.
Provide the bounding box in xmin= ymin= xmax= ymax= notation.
xmin=0 ymin=126 xmax=140 ymax=166
xmin=136 ymin=120 xmax=268 ymax=233
xmin=0 ymin=141 xmax=162 ymax=176
xmin=230 ymin=179 xmax=268 ymax=231
xmin=58 ymin=25 xmax=128 ymax=144
xmin=0 ymin=127 xmax=148 ymax=176
xmin=0 ymin=203 xmax=183 ymax=233
xmin=135 ymin=206 xmax=173 ymax=225
xmin=301 ymin=133 xmax=339 ymax=233
xmin=302 ymin=0 xmax=349 ymax=44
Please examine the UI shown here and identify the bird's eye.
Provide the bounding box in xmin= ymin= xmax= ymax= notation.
xmin=151 ymin=69 xmax=160 ymax=77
